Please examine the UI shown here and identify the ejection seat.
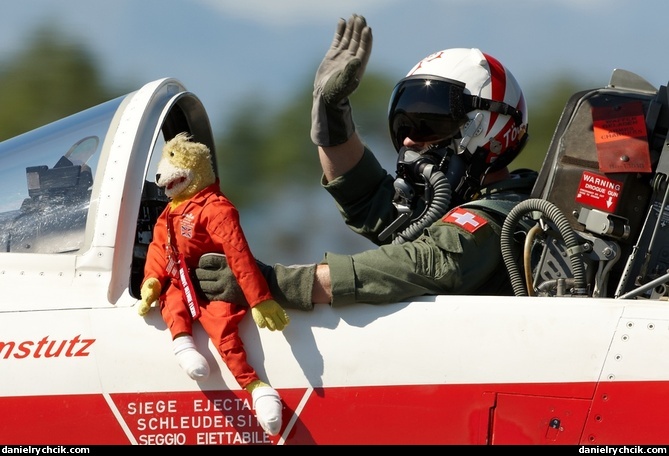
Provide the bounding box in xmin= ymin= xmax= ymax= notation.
xmin=516 ymin=69 xmax=669 ymax=299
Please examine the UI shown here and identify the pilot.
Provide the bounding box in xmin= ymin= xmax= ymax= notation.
xmin=195 ymin=14 xmax=537 ymax=308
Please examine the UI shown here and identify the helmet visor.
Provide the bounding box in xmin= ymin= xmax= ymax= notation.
xmin=388 ymin=75 xmax=469 ymax=152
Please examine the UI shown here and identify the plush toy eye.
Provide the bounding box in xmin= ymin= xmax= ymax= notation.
xmin=170 ymin=152 xmax=174 ymax=157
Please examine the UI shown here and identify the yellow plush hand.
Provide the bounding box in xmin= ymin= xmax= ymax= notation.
xmin=252 ymin=299 xmax=290 ymax=331
xmin=139 ymin=278 xmax=161 ymax=317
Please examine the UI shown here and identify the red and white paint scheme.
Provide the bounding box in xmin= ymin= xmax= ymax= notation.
xmin=1 ymin=76 xmax=669 ymax=445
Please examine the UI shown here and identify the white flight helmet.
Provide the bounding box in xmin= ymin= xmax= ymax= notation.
xmin=388 ymin=48 xmax=528 ymax=175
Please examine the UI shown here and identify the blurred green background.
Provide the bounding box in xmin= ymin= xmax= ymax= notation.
xmin=0 ymin=23 xmax=602 ymax=265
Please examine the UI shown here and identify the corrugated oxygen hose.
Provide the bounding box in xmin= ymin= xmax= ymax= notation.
xmin=500 ymin=198 xmax=587 ymax=297
xmin=393 ymin=164 xmax=452 ymax=244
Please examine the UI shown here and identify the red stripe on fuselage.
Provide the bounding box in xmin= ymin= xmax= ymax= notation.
xmin=1 ymin=381 xmax=667 ymax=445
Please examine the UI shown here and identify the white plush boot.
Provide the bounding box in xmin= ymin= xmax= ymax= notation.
xmin=172 ymin=335 xmax=209 ymax=380
xmin=252 ymin=386 xmax=283 ymax=436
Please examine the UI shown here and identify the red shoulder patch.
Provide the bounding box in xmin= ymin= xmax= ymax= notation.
xmin=442 ymin=208 xmax=487 ymax=234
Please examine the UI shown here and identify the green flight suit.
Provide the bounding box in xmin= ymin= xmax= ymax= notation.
xmin=321 ymin=148 xmax=537 ymax=307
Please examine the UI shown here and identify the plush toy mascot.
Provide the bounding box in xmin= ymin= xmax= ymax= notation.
xmin=139 ymin=132 xmax=289 ymax=436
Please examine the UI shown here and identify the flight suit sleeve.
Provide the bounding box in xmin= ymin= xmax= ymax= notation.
xmin=427 ymin=207 xmax=504 ymax=293
xmin=322 ymin=147 xmax=397 ymax=245
xmin=323 ymin=206 xmax=505 ymax=306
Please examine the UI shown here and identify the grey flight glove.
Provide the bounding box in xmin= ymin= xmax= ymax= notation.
xmin=195 ymin=253 xmax=317 ymax=312
xmin=310 ymin=13 xmax=373 ymax=147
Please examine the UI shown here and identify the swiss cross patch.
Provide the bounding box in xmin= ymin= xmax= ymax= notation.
xmin=442 ymin=208 xmax=487 ymax=233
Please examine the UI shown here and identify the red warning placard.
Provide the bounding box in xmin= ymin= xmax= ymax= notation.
xmin=575 ymin=171 xmax=622 ymax=212
xmin=592 ymin=101 xmax=651 ymax=173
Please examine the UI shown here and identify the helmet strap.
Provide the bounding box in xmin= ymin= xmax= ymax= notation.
xmin=464 ymin=94 xmax=524 ymax=126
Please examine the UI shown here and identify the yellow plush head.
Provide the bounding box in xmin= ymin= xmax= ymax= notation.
xmin=156 ymin=132 xmax=216 ymax=207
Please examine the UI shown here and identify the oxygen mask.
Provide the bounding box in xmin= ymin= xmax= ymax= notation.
xmin=379 ymin=144 xmax=460 ymax=243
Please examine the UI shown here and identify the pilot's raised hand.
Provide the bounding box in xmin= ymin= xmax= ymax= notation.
xmin=139 ymin=277 xmax=161 ymax=316
xmin=311 ymin=13 xmax=373 ymax=147
xmin=252 ymin=300 xmax=290 ymax=331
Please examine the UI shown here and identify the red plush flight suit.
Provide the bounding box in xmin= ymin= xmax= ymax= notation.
xmin=143 ymin=182 xmax=272 ymax=389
